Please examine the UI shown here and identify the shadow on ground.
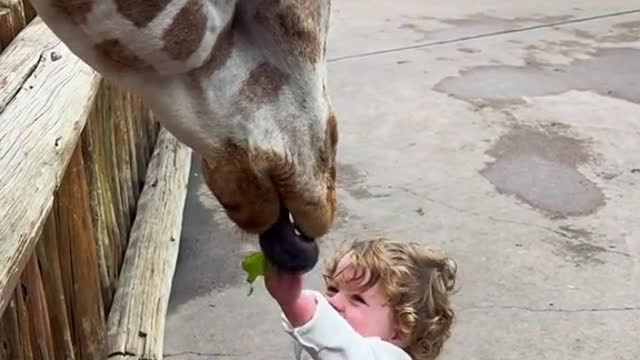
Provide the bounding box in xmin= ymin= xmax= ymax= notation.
xmin=168 ymin=155 xmax=251 ymax=312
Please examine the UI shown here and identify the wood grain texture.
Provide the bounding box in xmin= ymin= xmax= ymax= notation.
xmin=81 ymin=93 xmax=120 ymax=312
xmin=20 ymin=0 xmax=35 ymax=23
xmin=80 ymin=79 xmax=158 ymax=311
xmin=106 ymin=128 xmax=191 ymax=360
xmin=0 ymin=0 xmax=30 ymax=51
xmin=0 ymin=2 xmax=21 ymax=49
xmin=1 ymin=6 xmax=163 ymax=360
xmin=0 ymin=297 xmax=23 ymax=359
xmin=0 ymin=7 xmax=164 ymax=360
xmin=55 ymin=144 xmax=107 ymax=359
xmin=21 ymin=255 xmax=55 ymax=360
xmin=35 ymin=214 xmax=76 ymax=360
xmin=0 ymin=8 xmax=13 ymax=50
xmin=15 ymin=280 xmax=33 ymax=360
xmin=0 ymin=18 xmax=59 ymax=112
xmin=97 ymin=83 xmax=129 ymax=258
xmin=0 ymin=17 xmax=100 ymax=317
xmin=0 ymin=1 xmax=25 ymax=26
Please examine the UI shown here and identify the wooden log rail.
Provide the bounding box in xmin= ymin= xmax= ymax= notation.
xmin=0 ymin=0 xmax=36 ymax=50
xmin=0 ymin=13 xmax=191 ymax=360
xmin=0 ymin=17 xmax=101 ymax=320
xmin=107 ymin=128 xmax=191 ymax=359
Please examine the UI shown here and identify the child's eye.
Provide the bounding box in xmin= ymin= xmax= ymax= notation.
xmin=352 ymin=294 xmax=368 ymax=305
xmin=326 ymin=286 xmax=339 ymax=294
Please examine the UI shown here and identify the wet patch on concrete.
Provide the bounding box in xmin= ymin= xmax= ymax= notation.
xmin=525 ymin=39 xmax=594 ymax=64
xmin=614 ymin=20 xmax=640 ymax=31
xmin=458 ymin=47 xmax=481 ymax=54
xmin=570 ymin=20 xmax=640 ymax=43
xmin=559 ymin=225 xmax=594 ymax=240
xmin=338 ymin=163 xmax=372 ymax=199
xmin=338 ymin=163 xmax=390 ymax=200
xmin=434 ymin=48 xmax=640 ymax=106
xmin=332 ymin=204 xmax=363 ymax=230
xmin=438 ymin=13 xmax=574 ymax=28
xmin=555 ymin=241 xmax=607 ymax=266
xmin=553 ymin=225 xmax=607 ymax=266
xmin=400 ymin=13 xmax=574 ymax=42
xmin=168 ymin=155 xmax=249 ymax=312
xmin=480 ymin=125 xmax=605 ymax=218
xmin=570 ymin=29 xmax=594 ymax=39
xmin=398 ymin=23 xmax=432 ymax=42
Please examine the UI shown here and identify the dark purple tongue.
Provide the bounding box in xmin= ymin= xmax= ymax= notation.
xmin=258 ymin=207 xmax=319 ymax=274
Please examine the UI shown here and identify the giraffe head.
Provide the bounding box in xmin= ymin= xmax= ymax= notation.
xmin=31 ymin=0 xmax=338 ymax=272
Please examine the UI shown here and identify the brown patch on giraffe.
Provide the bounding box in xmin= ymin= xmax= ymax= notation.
xmin=238 ymin=62 xmax=290 ymax=106
xmin=95 ymin=39 xmax=152 ymax=70
xmin=163 ymin=0 xmax=208 ymax=61
xmin=115 ymin=0 xmax=171 ymax=28
xmin=191 ymin=17 xmax=235 ymax=78
xmin=323 ymin=111 xmax=338 ymax=207
xmin=325 ymin=112 xmax=338 ymax=154
xmin=201 ymin=142 xmax=281 ymax=233
xmin=52 ymin=0 xmax=92 ymax=24
xmin=277 ymin=110 xmax=338 ymax=237
xmin=202 ymin=136 xmax=335 ymax=238
xmin=254 ymin=0 xmax=322 ymax=63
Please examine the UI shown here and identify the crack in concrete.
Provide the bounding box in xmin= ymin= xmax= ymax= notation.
xmin=463 ymin=304 xmax=640 ymax=313
xmin=328 ymin=8 xmax=640 ymax=63
xmin=399 ymin=186 xmax=632 ymax=258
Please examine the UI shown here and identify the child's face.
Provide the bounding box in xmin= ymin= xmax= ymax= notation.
xmin=324 ymin=253 xmax=404 ymax=345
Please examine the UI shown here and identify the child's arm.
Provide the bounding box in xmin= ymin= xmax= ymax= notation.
xmin=264 ymin=270 xmax=316 ymax=327
xmin=265 ymin=270 xmax=410 ymax=360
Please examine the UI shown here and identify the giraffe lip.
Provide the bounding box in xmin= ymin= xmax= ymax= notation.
xmin=291 ymin=214 xmax=313 ymax=241
xmin=258 ymin=207 xmax=319 ymax=273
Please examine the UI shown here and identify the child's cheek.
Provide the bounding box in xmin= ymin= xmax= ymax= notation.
xmin=350 ymin=309 xmax=372 ymax=336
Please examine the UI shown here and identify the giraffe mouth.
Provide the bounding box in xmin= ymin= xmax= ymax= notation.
xmin=259 ymin=205 xmax=319 ymax=274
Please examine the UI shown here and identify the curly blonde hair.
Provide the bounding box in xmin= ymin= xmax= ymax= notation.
xmin=322 ymin=238 xmax=457 ymax=360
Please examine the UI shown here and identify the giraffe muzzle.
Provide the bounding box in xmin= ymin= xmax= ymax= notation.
xmin=259 ymin=205 xmax=319 ymax=274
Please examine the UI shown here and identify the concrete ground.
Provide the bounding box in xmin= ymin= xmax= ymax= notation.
xmin=164 ymin=1 xmax=640 ymax=359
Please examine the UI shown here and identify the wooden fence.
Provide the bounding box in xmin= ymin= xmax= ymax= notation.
xmin=0 ymin=2 xmax=191 ymax=359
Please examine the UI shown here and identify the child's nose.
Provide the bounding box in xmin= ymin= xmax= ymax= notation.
xmin=328 ymin=294 xmax=345 ymax=313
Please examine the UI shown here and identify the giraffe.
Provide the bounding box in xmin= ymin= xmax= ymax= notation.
xmin=29 ymin=0 xmax=338 ymax=272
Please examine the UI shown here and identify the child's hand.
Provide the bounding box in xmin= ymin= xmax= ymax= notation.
xmin=264 ymin=268 xmax=303 ymax=308
xmin=264 ymin=268 xmax=316 ymax=327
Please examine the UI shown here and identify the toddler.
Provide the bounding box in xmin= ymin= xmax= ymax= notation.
xmin=264 ymin=238 xmax=457 ymax=360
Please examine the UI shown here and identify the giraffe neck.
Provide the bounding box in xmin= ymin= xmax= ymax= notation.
xmin=31 ymin=0 xmax=338 ymax=239
xmin=37 ymin=0 xmax=330 ymax=156
xmin=73 ymin=0 xmax=236 ymax=75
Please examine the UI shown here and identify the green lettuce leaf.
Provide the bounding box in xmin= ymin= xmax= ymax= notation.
xmin=241 ymin=251 xmax=267 ymax=295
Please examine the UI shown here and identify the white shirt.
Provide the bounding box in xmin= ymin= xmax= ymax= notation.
xmin=281 ymin=290 xmax=411 ymax=360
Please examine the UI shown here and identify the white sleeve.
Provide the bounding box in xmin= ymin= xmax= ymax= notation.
xmin=281 ymin=290 xmax=411 ymax=360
